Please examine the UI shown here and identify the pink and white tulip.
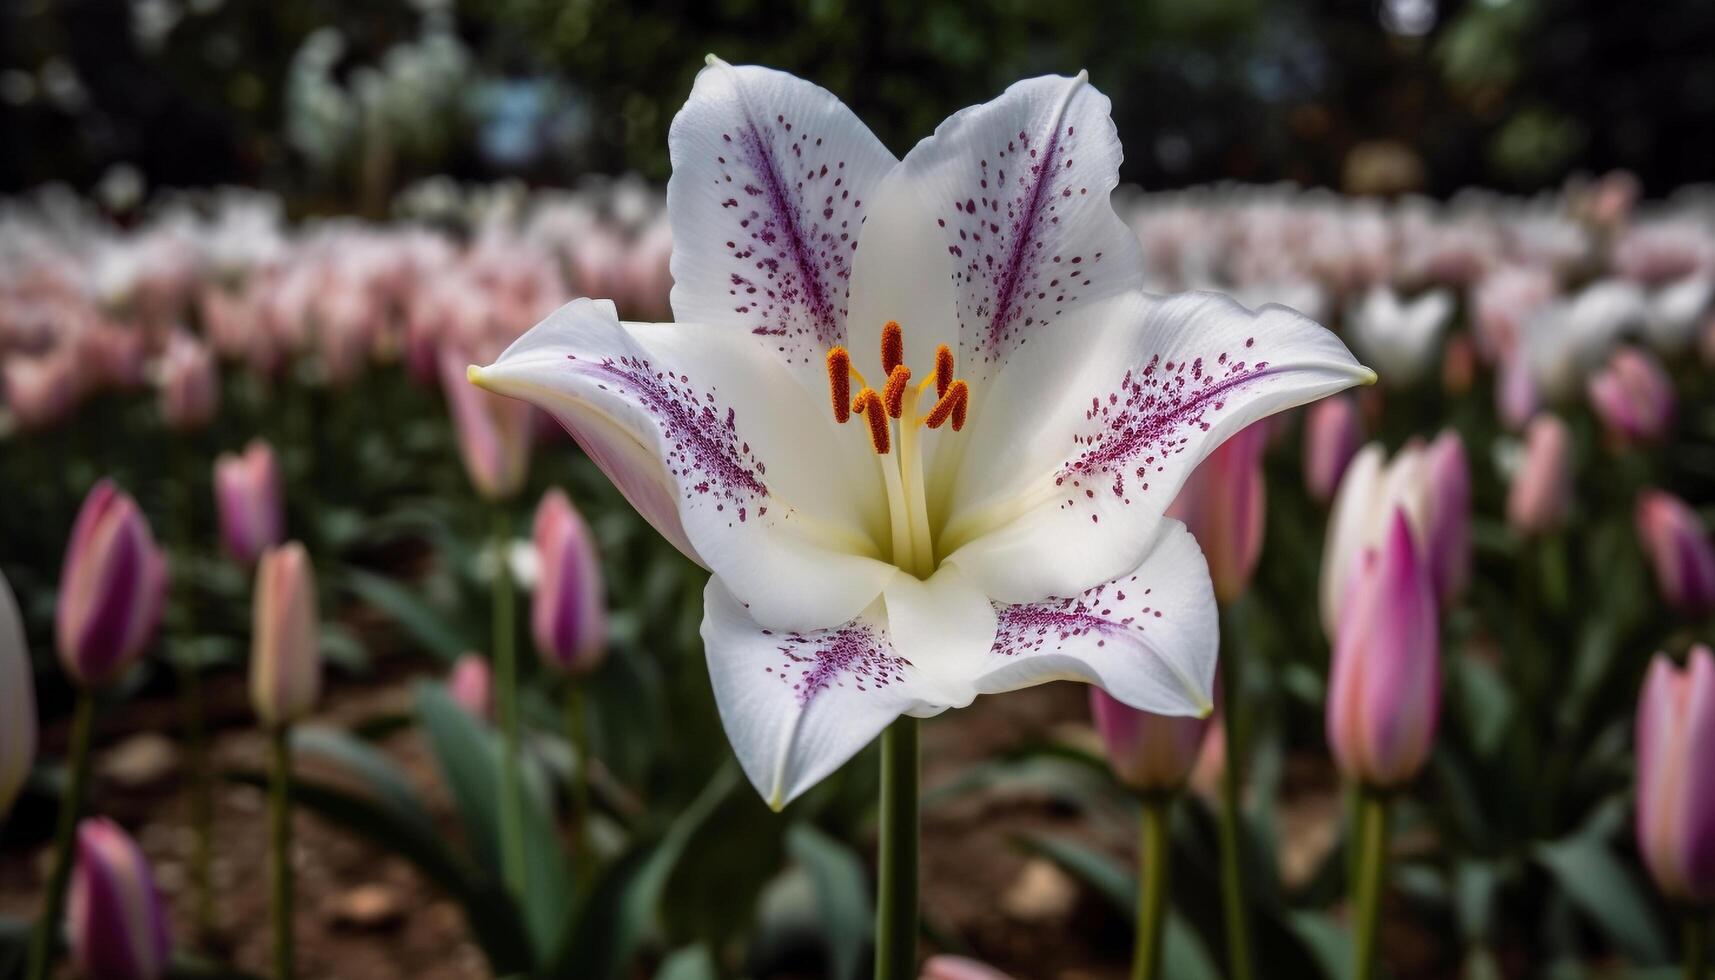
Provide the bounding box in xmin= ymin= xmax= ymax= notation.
xmin=440 ymin=346 xmax=533 ymax=502
xmin=1089 ymin=687 xmax=1210 ymax=794
xmin=56 ymin=481 xmax=168 ymax=687
xmin=1326 ymin=510 xmax=1439 ymax=789
xmin=1166 ymin=421 xmax=1268 ymax=604
xmin=449 ymin=653 xmax=493 ymax=721
xmin=67 ymin=818 xmax=172 ymax=980
xmin=1506 ymin=415 xmax=1572 ymax=537
xmin=214 ymin=439 xmax=284 ymax=566
xmin=155 ymin=330 xmax=219 ymax=431
xmin=1304 ymin=395 xmax=1363 ymax=505
xmin=920 ymin=956 xmax=1016 ymax=980
xmin=250 ymin=542 xmax=321 ymax=727
xmin=1636 ymin=491 xmax=1715 ymax=619
xmin=0 ymin=569 xmax=35 ymax=820
xmin=1634 ymin=647 xmax=1715 ymax=904
xmin=1587 ymin=346 xmax=1675 ymax=446
xmin=533 ymin=489 xmax=607 ymax=675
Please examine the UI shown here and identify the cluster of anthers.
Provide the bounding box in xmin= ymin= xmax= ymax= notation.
xmin=825 ymin=320 xmax=969 ymax=453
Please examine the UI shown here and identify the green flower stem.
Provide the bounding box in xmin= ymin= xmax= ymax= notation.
xmin=1217 ymin=652 xmax=1254 ymax=980
xmin=565 ymin=681 xmax=591 ymax=887
xmin=874 ymin=716 xmax=920 ymax=980
xmin=25 ymin=690 xmax=96 ymax=980
xmin=1352 ymin=791 xmax=1390 ymax=980
xmin=1687 ymin=911 xmax=1710 ymax=980
xmin=269 ymin=725 xmax=296 ymax=980
xmin=492 ymin=507 xmax=527 ymax=899
xmin=1132 ymin=796 xmax=1171 ymax=980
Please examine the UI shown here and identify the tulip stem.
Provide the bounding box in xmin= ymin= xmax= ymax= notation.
xmin=565 ymin=682 xmax=591 ymax=888
xmin=1352 ymin=791 xmax=1389 ymax=980
xmin=25 ymin=690 xmax=95 ymax=980
xmin=1687 ymin=912 xmax=1710 ymax=980
xmin=1216 ymin=655 xmax=1254 ymax=980
xmin=269 ymin=725 xmax=296 ymax=980
xmin=874 ymin=715 xmax=920 ymax=980
xmin=1132 ymin=797 xmax=1171 ymax=980
xmin=492 ymin=507 xmax=527 ymax=900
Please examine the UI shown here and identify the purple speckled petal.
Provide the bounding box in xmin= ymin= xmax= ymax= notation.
xmin=978 ymin=520 xmax=1217 ymax=718
xmin=943 ymin=291 xmax=1371 ymax=604
xmin=476 ymin=299 xmax=896 ymax=632
xmin=667 ymin=59 xmax=898 ymax=390
xmin=877 ymin=72 xmax=1145 ymax=386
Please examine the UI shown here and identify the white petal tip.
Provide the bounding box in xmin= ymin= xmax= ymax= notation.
xmin=466 ymin=364 xmax=487 ymax=388
xmin=767 ymin=789 xmax=786 ymax=813
xmin=705 ymin=53 xmax=727 ymax=68
xmin=1074 ymin=69 xmax=1090 ymax=83
xmin=1196 ymin=700 xmax=1215 ymax=720
xmin=1359 ymin=366 xmax=1380 ymax=386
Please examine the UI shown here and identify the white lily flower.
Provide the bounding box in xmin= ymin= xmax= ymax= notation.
xmin=1643 ymin=275 xmax=1714 ymax=353
xmin=471 ymin=60 xmax=1372 ymax=808
xmin=1346 ymin=284 xmax=1453 ymax=387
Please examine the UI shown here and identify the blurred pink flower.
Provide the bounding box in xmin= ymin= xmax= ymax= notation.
xmin=57 ymin=481 xmax=167 ymax=687
xmin=1304 ymin=395 xmax=1363 ymax=505
xmin=1634 ymin=646 xmax=1715 ymax=904
xmin=156 ymin=330 xmax=219 ymax=431
xmin=1089 ymin=687 xmax=1210 ymax=794
xmin=251 ymin=542 xmax=321 ymax=727
xmin=533 ymin=489 xmax=607 ymax=676
xmin=1326 ymin=510 xmax=1439 ymax=789
xmin=449 ymin=653 xmax=493 ymax=721
xmin=1166 ymin=421 xmax=1269 ymax=604
xmin=1636 ymin=491 xmax=1715 ymax=619
xmin=1587 ymin=346 xmax=1674 ymax=446
xmin=440 ymin=346 xmax=533 ymax=502
xmin=0 ymin=569 xmax=35 ymax=820
xmin=1472 ymin=265 xmax=1556 ymax=363
xmin=919 ymin=955 xmax=1016 ymax=980
xmin=68 ymin=818 xmax=172 ymax=980
xmin=214 ymin=439 xmax=284 ymax=566
xmin=3 ymin=352 xmax=81 ymax=430
xmin=1506 ymin=415 xmax=1572 ymax=537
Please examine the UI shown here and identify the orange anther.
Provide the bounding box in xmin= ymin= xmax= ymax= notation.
xmin=925 ymin=379 xmax=969 ymax=431
xmin=826 ymin=346 xmax=852 ymax=423
xmin=881 ymin=320 xmax=904 ymax=375
xmin=883 ymin=365 xmax=912 ymax=419
xmin=853 ymin=388 xmax=891 ymax=454
xmin=934 ymin=344 xmax=955 ymax=399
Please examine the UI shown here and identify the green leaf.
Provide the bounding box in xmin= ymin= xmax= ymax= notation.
xmin=1534 ymin=834 xmax=1669 ymax=964
xmin=652 ymin=945 xmax=719 ymax=980
xmin=289 ymin=726 xmax=435 ymax=835
xmin=414 ymin=681 xmax=572 ymax=960
xmin=551 ymin=762 xmax=740 ymax=980
xmin=1285 ymin=911 xmax=1352 ymax=980
xmin=343 ymin=568 xmax=469 ymax=662
xmin=786 ymin=823 xmax=871 ymax=980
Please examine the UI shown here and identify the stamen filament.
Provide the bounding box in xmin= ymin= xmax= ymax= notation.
xmin=896 ymin=382 xmax=934 ymax=577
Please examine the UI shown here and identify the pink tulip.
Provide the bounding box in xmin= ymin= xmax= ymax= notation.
xmin=1588 ymin=346 xmax=1675 ymax=446
xmin=214 ymin=439 xmax=284 ymax=565
xmin=533 ymin=489 xmax=607 ymax=675
xmin=1507 ymin=415 xmax=1573 ymax=537
xmin=1496 ymin=350 xmax=1539 ymax=433
xmin=1166 ymin=421 xmax=1268 ymax=604
xmin=1634 ymin=647 xmax=1715 ymax=904
xmin=919 ymin=956 xmax=1016 ymax=980
xmin=250 ymin=542 xmax=321 ymax=727
xmin=156 ymin=330 xmax=219 ymax=431
xmin=56 ymin=481 xmax=168 ymax=687
xmin=3 ymin=352 xmax=80 ymax=431
xmin=1423 ymin=430 xmax=1471 ymax=606
xmin=1304 ymin=395 xmax=1363 ymax=505
xmin=1636 ymin=491 xmax=1715 ymax=619
xmin=1089 ymin=687 xmax=1209 ymax=794
xmin=449 ymin=653 xmax=493 ymax=721
xmin=67 ymin=818 xmax=171 ymax=980
xmin=440 ymin=346 xmax=532 ymax=501
xmin=0 ymin=569 xmax=35 ymax=819
xmin=1326 ymin=510 xmax=1440 ymax=789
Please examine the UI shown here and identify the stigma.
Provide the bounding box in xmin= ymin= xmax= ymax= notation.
xmin=826 ymin=326 xmax=970 ymax=453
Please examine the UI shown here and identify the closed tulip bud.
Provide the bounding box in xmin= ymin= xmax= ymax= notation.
xmin=920 ymin=956 xmax=1016 ymax=980
xmin=250 ymin=542 xmax=320 ymax=727
xmin=213 ymin=439 xmax=284 ymax=566
xmin=533 ymin=489 xmax=607 ymax=675
xmin=0 ymin=569 xmax=36 ymax=819
xmin=1422 ymin=430 xmax=1471 ymax=606
xmin=4 ymin=352 xmax=80 ymax=431
xmin=1507 ymin=415 xmax=1573 ymax=537
xmin=1589 ymin=346 xmax=1675 ymax=446
xmin=1304 ymin=395 xmax=1363 ymax=505
xmin=1636 ymin=491 xmax=1715 ymax=619
xmin=155 ymin=331 xmax=218 ymax=432
xmin=449 ymin=653 xmax=492 ymax=721
xmin=1089 ymin=687 xmax=1209 ymax=794
xmin=1634 ymin=647 xmax=1715 ymax=904
xmin=67 ymin=818 xmax=172 ymax=980
xmin=1326 ymin=510 xmax=1440 ymax=790
xmin=1166 ymin=421 xmax=1268 ymax=604
xmin=1496 ymin=350 xmax=1539 ymax=433
xmin=441 ymin=347 xmax=532 ymax=501
xmin=57 ymin=481 xmax=168 ymax=687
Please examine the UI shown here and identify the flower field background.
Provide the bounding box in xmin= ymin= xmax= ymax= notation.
xmin=4 ymin=3 xmax=1715 ymax=979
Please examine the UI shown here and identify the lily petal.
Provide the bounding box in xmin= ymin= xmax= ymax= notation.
xmin=945 ymin=290 xmax=1371 ymax=603
xmin=863 ymin=71 xmax=1144 ymax=387
xmin=474 ymin=299 xmax=896 ymax=630
xmin=977 ymin=520 xmax=1217 ymax=717
xmin=667 ymin=58 xmax=898 ymax=389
